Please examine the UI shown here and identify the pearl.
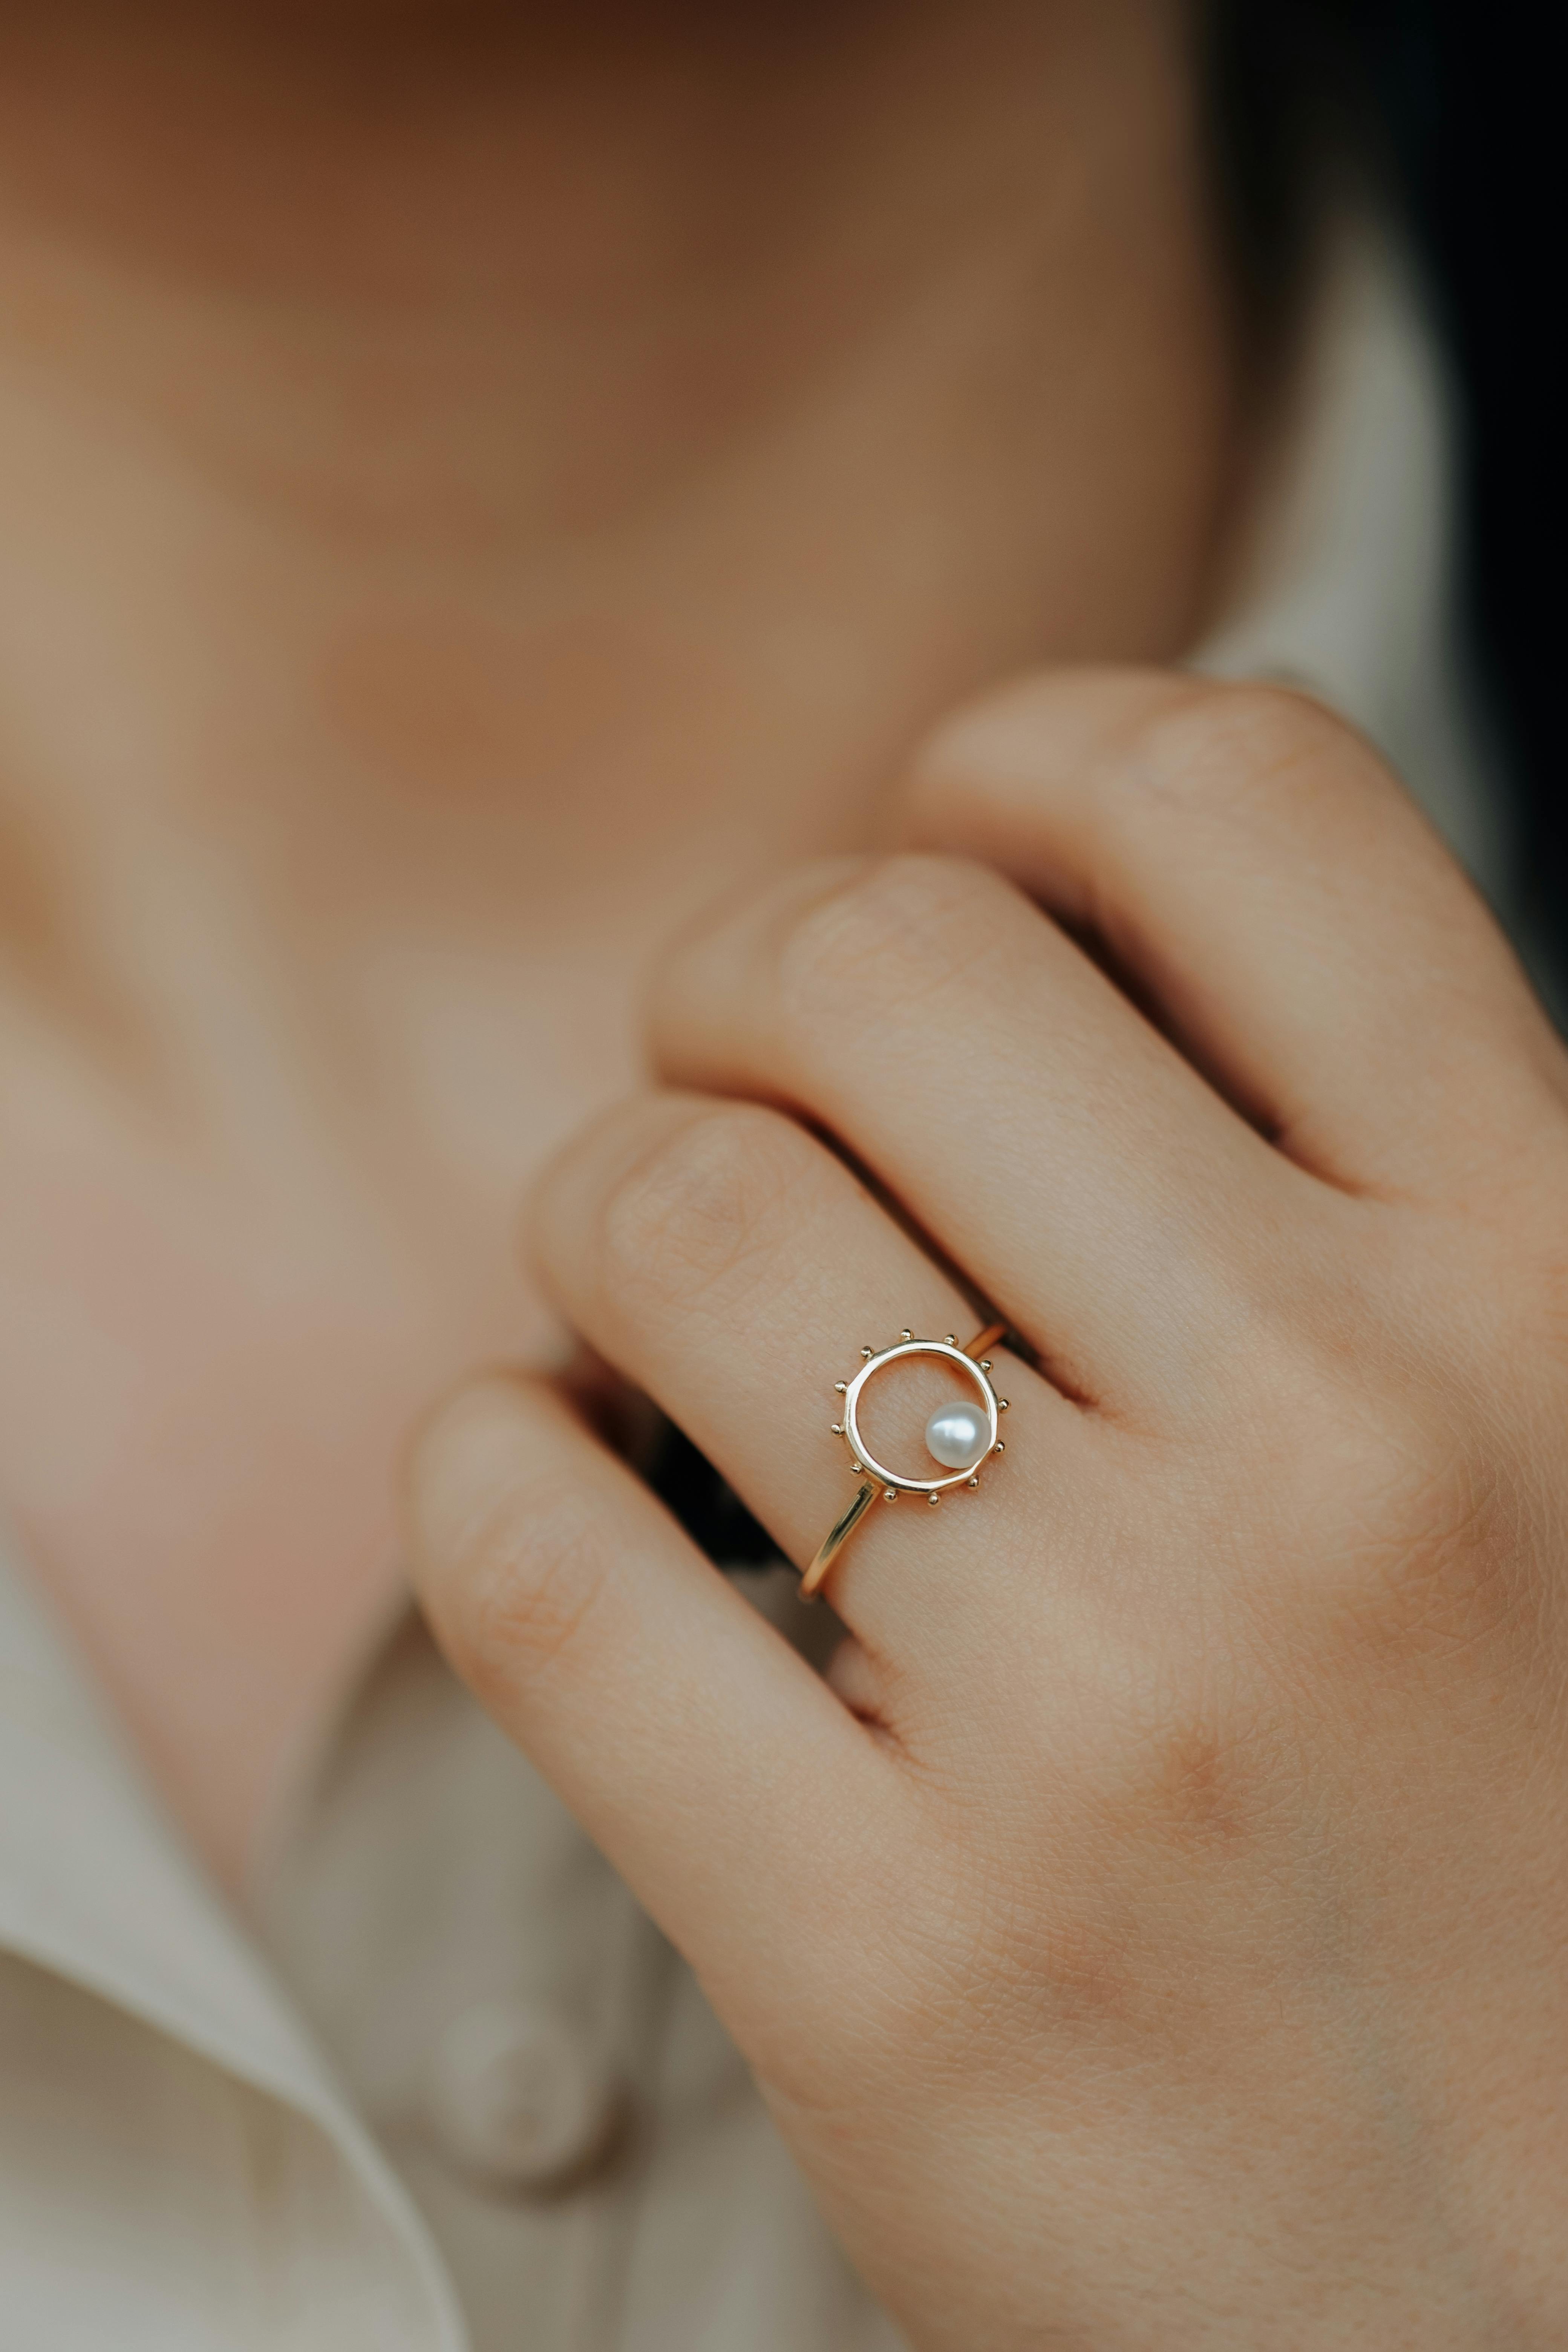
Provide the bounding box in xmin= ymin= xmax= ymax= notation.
xmin=924 ymin=1397 xmax=989 ymax=1471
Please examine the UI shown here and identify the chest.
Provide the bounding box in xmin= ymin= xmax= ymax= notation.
xmin=0 ymin=1015 xmax=584 ymax=1879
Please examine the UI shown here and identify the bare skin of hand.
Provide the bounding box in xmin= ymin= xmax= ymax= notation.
xmin=404 ymin=671 xmax=1568 ymax=2350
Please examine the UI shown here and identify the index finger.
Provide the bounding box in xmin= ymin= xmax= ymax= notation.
xmin=404 ymin=1372 xmax=900 ymax=2049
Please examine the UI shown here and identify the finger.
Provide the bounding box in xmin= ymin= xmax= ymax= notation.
xmin=647 ymin=850 xmax=1300 ymax=1416
xmin=404 ymin=1372 xmax=897 ymax=2040
xmin=528 ymin=1089 xmax=1094 ymax=1654
xmin=901 ymin=668 xmax=1566 ymax=1196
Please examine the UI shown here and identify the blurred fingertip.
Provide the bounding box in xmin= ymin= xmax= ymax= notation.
xmin=402 ymin=1368 xmax=542 ymax=1583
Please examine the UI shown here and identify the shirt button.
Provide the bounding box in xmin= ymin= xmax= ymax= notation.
xmin=424 ymin=2000 xmax=624 ymax=2195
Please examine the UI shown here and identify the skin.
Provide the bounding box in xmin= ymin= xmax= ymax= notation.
xmin=409 ymin=677 xmax=1568 ymax=2345
xmin=10 ymin=1 xmax=1564 ymax=2339
xmin=0 ymin=0 xmax=1239 ymax=1877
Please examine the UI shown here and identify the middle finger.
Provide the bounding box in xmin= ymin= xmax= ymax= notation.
xmin=651 ymin=851 xmax=1301 ymax=1419
xmin=530 ymin=1087 xmax=1096 ymax=1659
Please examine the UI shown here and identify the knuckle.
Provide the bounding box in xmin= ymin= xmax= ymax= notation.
xmin=1197 ymin=1281 xmax=1547 ymax=1683
xmin=1110 ymin=678 xmax=1364 ymax=831
xmin=437 ymin=1466 xmax=615 ymax=1706
xmin=772 ymin=853 xmax=1004 ymax=1034
xmin=884 ymin=1729 xmax=1265 ymax=2063
xmin=591 ymin=1101 xmax=806 ymax=1315
xmin=1332 ymin=1437 xmax=1525 ymax=1662
xmin=896 ymin=1682 xmax=1281 ymax=2039
xmin=1063 ymin=1668 xmax=1281 ymax=1882
xmin=1110 ymin=1704 xmax=1264 ymax=1851
xmin=1273 ymin=1375 xmax=1534 ymax=1668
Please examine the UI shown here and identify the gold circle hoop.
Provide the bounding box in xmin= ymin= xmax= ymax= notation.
xmin=801 ymin=1323 xmax=1008 ymax=1602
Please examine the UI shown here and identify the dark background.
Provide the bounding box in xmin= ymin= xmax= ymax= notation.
xmin=1214 ymin=0 xmax=1563 ymax=980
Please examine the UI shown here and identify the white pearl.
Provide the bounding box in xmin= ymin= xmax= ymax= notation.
xmin=924 ymin=1397 xmax=989 ymax=1470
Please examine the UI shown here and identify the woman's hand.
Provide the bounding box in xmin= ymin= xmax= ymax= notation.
xmin=404 ymin=671 xmax=1568 ymax=2349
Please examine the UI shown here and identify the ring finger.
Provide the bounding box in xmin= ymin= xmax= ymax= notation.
xmin=648 ymin=851 xmax=1309 ymax=1422
xmin=529 ymin=1087 xmax=1101 ymax=1661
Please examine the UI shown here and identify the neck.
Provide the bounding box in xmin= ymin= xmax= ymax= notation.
xmin=0 ymin=0 xmax=1241 ymax=931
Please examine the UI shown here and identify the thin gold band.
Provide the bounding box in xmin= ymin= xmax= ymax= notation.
xmin=800 ymin=1323 xmax=1006 ymax=1603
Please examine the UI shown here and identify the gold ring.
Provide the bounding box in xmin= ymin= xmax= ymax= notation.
xmin=801 ymin=1323 xmax=1009 ymax=1601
